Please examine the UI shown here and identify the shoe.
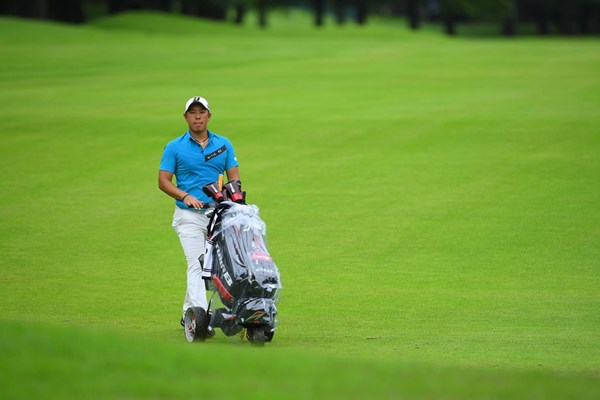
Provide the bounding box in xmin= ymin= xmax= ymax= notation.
xmin=180 ymin=317 xmax=185 ymax=328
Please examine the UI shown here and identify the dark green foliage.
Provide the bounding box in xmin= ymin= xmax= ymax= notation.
xmin=1 ymin=0 xmax=598 ymax=35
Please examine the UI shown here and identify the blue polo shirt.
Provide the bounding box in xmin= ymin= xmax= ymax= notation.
xmin=160 ymin=130 xmax=238 ymax=208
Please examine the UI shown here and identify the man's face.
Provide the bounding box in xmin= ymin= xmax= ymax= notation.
xmin=184 ymin=104 xmax=211 ymax=133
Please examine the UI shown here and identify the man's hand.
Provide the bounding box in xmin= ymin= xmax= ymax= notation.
xmin=183 ymin=195 xmax=204 ymax=210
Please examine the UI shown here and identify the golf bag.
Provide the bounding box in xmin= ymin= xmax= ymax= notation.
xmin=184 ymin=180 xmax=282 ymax=345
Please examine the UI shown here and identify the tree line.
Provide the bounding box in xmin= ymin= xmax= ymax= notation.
xmin=1 ymin=0 xmax=599 ymax=36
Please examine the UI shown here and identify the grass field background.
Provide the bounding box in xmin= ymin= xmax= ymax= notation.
xmin=1 ymin=10 xmax=599 ymax=398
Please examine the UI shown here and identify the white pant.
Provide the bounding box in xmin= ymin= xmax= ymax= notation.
xmin=172 ymin=207 xmax=210 ymax=316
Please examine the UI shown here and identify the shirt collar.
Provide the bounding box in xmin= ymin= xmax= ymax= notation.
xmin=186 ymin=130 xmax=212 ymax=145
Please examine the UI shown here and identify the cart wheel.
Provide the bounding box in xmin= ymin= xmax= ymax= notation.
xmin=246 ymin=327 xmax=267 ymax=346
xmin=265 ymin=329 xmax=274 ymax=342
xmin=184 ymin=307 xmax=208 ymax=343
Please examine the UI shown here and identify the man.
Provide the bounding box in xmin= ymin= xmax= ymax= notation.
xmin=158 ymin=96 xmax=240 ymax=327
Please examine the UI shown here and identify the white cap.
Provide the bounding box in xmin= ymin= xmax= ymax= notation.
xmin=184 ymin=96 xmax=210 ymax=113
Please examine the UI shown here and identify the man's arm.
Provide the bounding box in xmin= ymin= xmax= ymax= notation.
xmin=158 ymin=170 xmax=203 ymax=210
xmin=226 ymin=166 xmax=240 ymax=182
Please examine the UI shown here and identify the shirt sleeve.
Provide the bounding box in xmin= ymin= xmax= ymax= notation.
xmin=159 ymin=142 xmax=176 ymax=173
xmin=224 ymin=138 xmax=239 ymax=170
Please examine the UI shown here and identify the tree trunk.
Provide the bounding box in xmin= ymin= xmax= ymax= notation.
xmin=233 ymin=4 xmax=246 ymax=25
xmin=443 ymin=15 xmax=455 ymax=35
xmin=501 ymin=17 xmax=516 ymax=36
xmin=140 ymin=0 xmax=173 ymax=11
xmin=158 ymin=0 xmax=173 ymax=12
xmin=536 ymin=11 xmax=548 ymax=35
xmin=407 ymin=0 xmax=420 ymax=30
xmin=18 ymin=0 xmax=48 ymax=19
xmin=109 ymin=0 xmax=137 ymax=14
xmin=577 ymin=3 xmax=597 ymax=34
xmin=181 ymin=0 xmax=199 ymax=16
xmin=355 ymin=0 xmax=367 ymax=25
xmin=49 ymin=0 xmax=85 ymax=23
xmin=557 ymin=1 xmax=577 ymax=35
xmin=332 ymin=0 xmax=345 ymax=25
xmin=257 ymin=0 xmax=268 ymax=28
xmin=197 ymin=1 xmax=227 ymax=20
xmin=500 ymin=1 xmax=517 ymax=37
xmin=313 ymin=0 xmax=325 ymax=27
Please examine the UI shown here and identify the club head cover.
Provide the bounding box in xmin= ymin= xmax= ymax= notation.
xmin=202 ymin=182 xmax=225 ymax=202
xmin=223 ymin=180 xmax=244 ymax=204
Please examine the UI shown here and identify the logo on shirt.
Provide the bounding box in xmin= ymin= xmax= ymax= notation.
xmin=205 ymin=145 xmax=226 ymax=162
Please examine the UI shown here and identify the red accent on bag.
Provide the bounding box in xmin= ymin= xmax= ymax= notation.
xmin=212 ymin=275 xmax=233 ymax=304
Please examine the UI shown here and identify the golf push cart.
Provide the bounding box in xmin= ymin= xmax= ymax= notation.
xmin=183 ymin=179 xmax=282 ymax=346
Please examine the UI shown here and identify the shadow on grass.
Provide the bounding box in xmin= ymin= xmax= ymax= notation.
xmin=1 ymin=320 xmax=598 ymax=399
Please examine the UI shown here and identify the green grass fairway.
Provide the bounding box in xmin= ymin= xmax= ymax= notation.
xmin=1 ymin=11 xmax=599 ymax=398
